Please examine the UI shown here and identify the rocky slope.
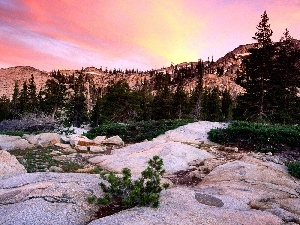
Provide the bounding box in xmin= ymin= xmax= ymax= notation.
xmin=0 ymin=122 xmax=299 ymax=225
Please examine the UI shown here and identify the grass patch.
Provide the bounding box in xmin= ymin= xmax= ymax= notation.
xmin=10 ymin=146 xmax=83 ymax=173
xmin=286 ymin=161 xmax=300 ymax=179
xmin=85 ymin=119 xmax=192 ymax=143
xmin=208 ymin=121 xmax=300 ymax=153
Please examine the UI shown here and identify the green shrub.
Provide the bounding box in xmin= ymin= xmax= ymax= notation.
xmin=286 ymin=161 xmax=300 ymax=179
xmin=85 ymin=119 xmax=192 ymax=143
xmin=88 ymin=156 xmax=169 ymax=208
xmin=208 ymin=121 xmax=300 ymax=152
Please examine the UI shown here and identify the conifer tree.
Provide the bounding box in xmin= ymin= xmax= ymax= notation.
xmin=0 ymin=95 xmax=10 ymax=121
xmin=10 ymin=81 xmax=20 ymax=118
xmin=19 ymin=81 xmax=29 ymax=114
xmin=190 ymin=60 xmax=204 ymax=120
xmin=27 ymin=74 xmax=38 ymax=113
xmin=42 ymin=78 xmax=67 ymax=119
xmin=269 ymin=29 xmax=300 ymax=123
xmin=68 ymin=72 xmax=88 ymax=127
xmin=236 ymin=11 xmax=274 ymax=121
xmin=201 ymin=88 xmax=222 ymax=121
xmin=221 ymin=90 xmax=233 ymax=121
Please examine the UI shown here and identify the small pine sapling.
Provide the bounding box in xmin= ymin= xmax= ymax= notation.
xmin=88 ymin=155 xmax=169 ymax=209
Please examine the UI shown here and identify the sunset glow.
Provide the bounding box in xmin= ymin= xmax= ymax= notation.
xmin=0 ymin=0 xmax=299 ymax=71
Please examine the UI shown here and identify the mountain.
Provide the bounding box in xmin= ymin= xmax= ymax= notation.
xmin=1 ymin=40 xmax=298 ymax=99
xmin=0 ymin=66 xmax=50 ymax=98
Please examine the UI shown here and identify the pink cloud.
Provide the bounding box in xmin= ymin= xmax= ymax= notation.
xmin=0 ymin=0 xmax=299 ymax=71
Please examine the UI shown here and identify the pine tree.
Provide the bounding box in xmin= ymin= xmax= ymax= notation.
xmin=43 ymin=77 xmax=67 ymax=119
xmin=172 ymin=77 xmax=189 ymax=119
xmin=221 ymin=90 xmax=233 ymax=121
xmin=236 ymin=11 xmax=274 ymax=121
xmin=201 ymin=88 xmax=222 ymax=121
xmin=10 ymin=81 xmax=20 ymax=118
xmin=190 ymin=60 xmax=204 ymax=120
xmin=27 ymin=74 xmax=38 ymax=113
xmin=0 ymin=95 xmax=10 ymax=121
xmin=269 ymin=29 xmax=300 ymax=123
xmin=152 ymin=72 xmax=173 ymax=120
xmin=68 ymin=72 xmax=88 ymax=127
xmin=19 ymin=81 xmax=29 ymax=114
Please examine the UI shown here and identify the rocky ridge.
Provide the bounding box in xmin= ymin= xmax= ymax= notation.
xmin=0 ymin=121 xmax=299 ymax=225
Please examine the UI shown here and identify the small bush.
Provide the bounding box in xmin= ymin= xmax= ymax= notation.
xmin=88 ymin=156 xmax=169 ymax=208
xmin=85 ymin=119 xmax=192 ymax=143
xmin=208 ymin=121 xmax=300 ymax=153
xmin=286 ymin=161 xmax=300 ymax=179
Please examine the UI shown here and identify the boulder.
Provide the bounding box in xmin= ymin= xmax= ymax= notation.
xmin=89 ymin=146 xmax=106 ymax=153
xmin=49 ymin=166 xmax=63 ymax=172
xmin=88 ymin=140 xmax=213 ymax=175
xmin=154 ymin=121 xmax=228 ymax=144
xmin=0 ymin=150 xmax=26 ymax=179
xmin=0 ymin=172 xmax=102 ymax=225
xmin=76 ymin=146 xmax=88 ymax=152
xmin=93 ymin=136 xmax=106 ymax=145
xmin=60 ymin=135 xmax=70 ymax=144
xmin=54 ymin=143 xmax=76 ymax=153
xmin=101 ymin=135 xmax=124 ymax=146
xmin=24 ymin=133 xmax=60 ymax=147
xmin=0 ymin=135 xmax=33 ymax=150
xmin=69 ymin=135 xmax=95 ymax=147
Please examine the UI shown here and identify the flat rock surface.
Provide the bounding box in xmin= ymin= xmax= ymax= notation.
xmin=154 ymin=121 xmax=228 ymax=144
xmin=197 ymin=156 xmax=300 ymax=223
xmin=0 ymin=150 xmax=26 ymax=179
xmin=89 ymin=187 xmax=283 ymax=225
xmin=88 ymin=140 xmax=213 ymax=175
xmin=0 ymin=172 xmax=102 ymax=225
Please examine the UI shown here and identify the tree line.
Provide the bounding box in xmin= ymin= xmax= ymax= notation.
xmin=0 ymin=61 xmax=233 ymax=127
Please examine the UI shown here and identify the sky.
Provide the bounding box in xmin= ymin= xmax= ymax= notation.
xmin=0 ymin=0 xmax=299 ymax=71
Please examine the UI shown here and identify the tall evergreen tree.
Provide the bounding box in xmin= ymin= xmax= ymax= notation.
xmin=201 ymin=88 xmax=222 ymax=121
xmin=0 ymin=95 xmax=10 ymax=121
xmin=221 ymin=90 xmax=233 ymax=121
xmin=236 ymin=11 xmax=274 ymax=121
xmin=68 ymin=73 xmax=88 ymax=127
xmin=10 ymin=81 xmax=20 ymax=118
xmin=27 ymin=74 xmax=38 ymax=113
xmin=190 ymin=60 xmax=204 ymax=120
xmin=269 ymin=29 xmax=300 ymax=123
xmin=42 ymin=78 xmax=67 ymax=119
xmin=152 ymin=72 xmax=173 ymax=120
xmin=19 ymin=81 xmax=29 ymax=114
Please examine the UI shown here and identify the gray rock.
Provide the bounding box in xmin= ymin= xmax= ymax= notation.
xmin=0 ymin=172 xmax=102 ymax=225
xmin=154 ymin=121 xmax=228 ymax=144
xmin=88 ymin=187 xmax=282 ymax=225
xmin=24 ymin=133 xmax=60 ymax=147
xmin=49 ymin=166 xmax=63 ymax=172
xmin=76 ymin=146 xmax=88 ymax=152
xmin=93 ymin=136 xmax=106 ymax=145
xmin=0 ymin=150 xmax=26 ymax=179
xmin=89 ymin=146 xmax=106 ymax=153
xmin=88 ymin=140 xmax=213 ymax=175
xmin=0 ymin=135 xmax=33 ymax=151
xmin=69 ymin=135 xmax=94 ymax=147
xmin=102 ymin=135 xmax=124 ymax=146
xmin=60 ymin=135 xmax=70 ymax=144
